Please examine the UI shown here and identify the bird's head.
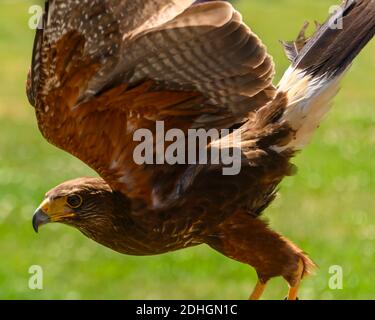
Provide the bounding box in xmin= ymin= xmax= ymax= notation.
xmin=32 ymin=177 xmax=117 ymax=235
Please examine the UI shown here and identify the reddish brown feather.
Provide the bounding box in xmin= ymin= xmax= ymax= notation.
xmin=36 ymin=31 xmax=211 ymax=204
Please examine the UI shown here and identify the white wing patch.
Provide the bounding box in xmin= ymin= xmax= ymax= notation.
xmin=273 ymin=67 xmax=346 ymax=152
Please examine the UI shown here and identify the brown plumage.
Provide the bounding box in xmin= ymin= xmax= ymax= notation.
xmin=28 ymin=0 xmax=375 ymax=299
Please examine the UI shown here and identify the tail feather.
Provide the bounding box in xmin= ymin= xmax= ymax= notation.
xmin=274 ymin=0 xmax=375 ymax=152
xmin=294 ymin=0 xmax=375 ymax=77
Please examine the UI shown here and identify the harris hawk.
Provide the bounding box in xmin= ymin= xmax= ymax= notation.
xmin=27 ymin=0 xmax=375 ymax=299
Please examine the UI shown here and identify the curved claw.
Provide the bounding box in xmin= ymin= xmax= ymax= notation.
xmin=284 ymin=297 xmax=300 ymax=301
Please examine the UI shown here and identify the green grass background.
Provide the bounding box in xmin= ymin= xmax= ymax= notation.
xmin=0 ymin=0 xmax=374 ymax=300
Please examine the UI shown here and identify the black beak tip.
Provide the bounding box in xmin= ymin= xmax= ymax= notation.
xmin=32 ymin=215 xmax=39 ymax=233
xmin=32 ymin=209 xmax=50 ymax=233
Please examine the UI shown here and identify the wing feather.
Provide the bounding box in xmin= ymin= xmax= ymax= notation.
xmin=29 ymin=1 xmax=276 ymax=207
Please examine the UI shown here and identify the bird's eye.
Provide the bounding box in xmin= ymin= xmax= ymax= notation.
xmin=67 ymin=195 xmax=83 ymax=208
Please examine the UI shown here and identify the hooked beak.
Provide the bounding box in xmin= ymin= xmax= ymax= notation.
xmin=32 ymin=197 xmax=76 ymax=233
xmin=32 ymin=207 xmax=50 ymax=233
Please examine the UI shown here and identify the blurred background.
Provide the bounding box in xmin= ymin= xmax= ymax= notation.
xmin=0 ymin=0 xmax=374 ymax=300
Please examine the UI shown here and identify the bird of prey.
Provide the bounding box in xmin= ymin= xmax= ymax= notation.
xmin=28 ymin=0 xmax=375 ymax=300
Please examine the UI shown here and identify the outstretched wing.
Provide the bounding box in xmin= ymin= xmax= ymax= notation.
xmin=28 ymin=0 xmax=275 ymax=207
xmin=27 ymin=0 xmax=196 ymax=108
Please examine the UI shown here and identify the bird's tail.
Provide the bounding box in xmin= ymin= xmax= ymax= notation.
xmin=271 ymin=0 xmax=375 ymax=152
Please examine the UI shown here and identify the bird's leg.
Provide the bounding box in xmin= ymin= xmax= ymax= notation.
xmin=286 ymin=258 xmax=305 ymax=300
xmin=249 ymin=280 xmax=268 ymax=300
xmin=205 ymin=211 xmax=316 ymax=300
